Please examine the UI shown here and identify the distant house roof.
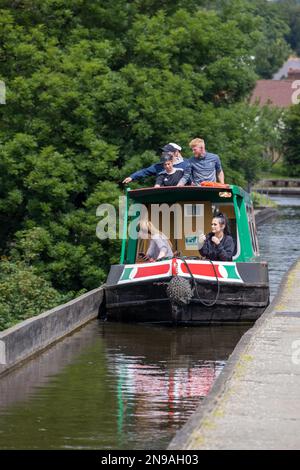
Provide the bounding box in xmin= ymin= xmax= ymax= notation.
xmin=287 ymin=68 xmax=300 ymax=80
xmin=250 ymin=80 xmax=296 ymax=107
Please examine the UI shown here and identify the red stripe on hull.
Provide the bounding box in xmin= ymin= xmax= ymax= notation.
xmin=134 ymin=264 xmax=170 ymax=279
xmin=180 ymin=262 xmax=222 ymax=278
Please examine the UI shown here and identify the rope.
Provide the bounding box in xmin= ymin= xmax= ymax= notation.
xmin=179 ymin=256 xmax=220 ymax=307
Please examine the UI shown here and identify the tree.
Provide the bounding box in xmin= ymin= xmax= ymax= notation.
xmin=0 ymin=0 xmax=292 ymax=307
xmin=275 ymin=0 xmax=300 ymax=55
xmin=283 ymin=104 xmax=300 ymax=176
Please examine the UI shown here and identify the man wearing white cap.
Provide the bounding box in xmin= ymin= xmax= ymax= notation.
xmin=169 ymin=143 xmax=181 ymax=150
xmin=164 ymin=143 xmax=184 ymax=165
xmin=122 ymin=142 xmax=188 ymax=184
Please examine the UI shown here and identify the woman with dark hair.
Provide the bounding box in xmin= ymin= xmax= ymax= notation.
xmin=198 ymin=213 xmax=235 ymax=261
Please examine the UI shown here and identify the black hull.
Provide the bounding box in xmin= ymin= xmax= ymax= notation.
xmin=104 ymin=278 xmax=269 ymax=325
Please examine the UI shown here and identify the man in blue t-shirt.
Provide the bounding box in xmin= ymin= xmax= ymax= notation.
xmin=178 ymin=138 xmax=225 ymax=186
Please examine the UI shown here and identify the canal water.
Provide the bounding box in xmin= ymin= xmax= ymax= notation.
xmin=257 ymin=195 xmax=300 ymax=299
xmin=0 ymin=196 xmax=299 ymax=450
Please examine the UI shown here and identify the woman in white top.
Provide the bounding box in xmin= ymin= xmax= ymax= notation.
xmin=138 ymin=220 xmax=173 ymax=262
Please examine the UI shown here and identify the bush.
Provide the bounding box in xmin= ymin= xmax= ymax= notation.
xmin=251 ymin=192 xmax=278 ymax=209
xmin=0 ymin=259 xmax=71 ymax=331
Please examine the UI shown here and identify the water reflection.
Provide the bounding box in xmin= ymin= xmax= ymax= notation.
xmin=0 ymin=322 xmax=100 ymax=410
xmin=0 ymin=323 xmax=247 ymax=450
xmin=102 ymin=324 xmax=246 ymax=449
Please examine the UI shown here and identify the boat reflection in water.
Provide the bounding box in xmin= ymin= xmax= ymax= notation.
xmin=0 ymin=322 xmax=248 ymax=450
xmin=113 ymin=357 xmax=222 ymax=421
xmin=101 ymin=323 xmax=249 ymax=447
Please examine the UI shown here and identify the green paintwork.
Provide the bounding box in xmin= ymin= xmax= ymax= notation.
xmin=231 ymin=185 xmax=257 ymax=262
xmin=126 ymin=237 xmax=138 ymax=264
xmin=120 ymin=266 xmax=134 ymax=281
xmin=233 ymin=194 xmax=254 ymax=262
xmin=223 ymin=264 xmax=241 ymax=279
xmin=120 ymin=188 xmax=129 ymax=264
xmin=121 ymin=185 xmax=257 ymax=264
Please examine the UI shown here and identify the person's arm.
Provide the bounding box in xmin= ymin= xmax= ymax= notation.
xmin=154 ymin=237 xmax=172 ymax=260
xmin=145 ymin=240 xmax=155 ymax=262
xmin=157 ymin=247 xmax=168 ymax=260
xmin=217 ymin=170 xmax=225 ymax=184
xmin=178 ymin=163 xmax=191 ymax=186
xmin=216 ymin=236 xmax=235 ymax=261
xmin=123 ymin=163 xmax=160 ymax=183
xmin=123 ymin=176 xmax=133 ymax=184
xmin=197 ymin=233 xmax=206 ymax=249
xmin=215 ymin=155 xmax=224 ymax=184
xmin=199 ymin=237 xmax=210 ymax=258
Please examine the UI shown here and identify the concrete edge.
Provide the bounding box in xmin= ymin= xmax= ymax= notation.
xmin=0 ymin=287 xmax=101 ymax=337
xmin=168 ymin=256 xmax=300 ymax=450
xmin=255 ymin=207 xmax=278 ymax=225
xmin=0 ymin=285 xmax=104 ymax=375
xmin=255 ymin=188 xmax=300 ymax=195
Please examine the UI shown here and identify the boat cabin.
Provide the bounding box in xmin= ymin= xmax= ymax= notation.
xmin=120 ymin=185 xmax=259 ymax=265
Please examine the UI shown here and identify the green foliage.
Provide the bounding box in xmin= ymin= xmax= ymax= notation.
xmin=274 ymin=0 xmax=300 ymax=55
xmin=251 ymin=1 xmax=291 ymax=78
xmin=0 ymin=259 xmax=70 ymax=331
xmin=251 ymin=192 xmax=278 ymax=209
xmin=0 ymin=0 xmax=292 ymax=329
xmin=202 ymin=0 xmax=290 ymax=78
xmin=282 ymin=104 xmax=300 ymax=175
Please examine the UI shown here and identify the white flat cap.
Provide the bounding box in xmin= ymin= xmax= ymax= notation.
xmin=168 ymin=142 xmax=182 ymax=151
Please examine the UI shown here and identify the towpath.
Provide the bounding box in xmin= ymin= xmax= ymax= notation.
xmin=169 ymin=257 xmax=300 ymax=450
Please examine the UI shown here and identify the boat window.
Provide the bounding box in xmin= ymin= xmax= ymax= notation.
xmin=134 ymin=201 xmax=209 ymax=260
xmin=184 ymin=204 xmax=203 ymax=217
xmin=133 ymin=200 xmax=239 ymax=261
xmin=212 ymin=202 xmax=237 ymax=240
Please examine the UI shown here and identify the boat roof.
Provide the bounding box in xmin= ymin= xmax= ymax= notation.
xmin=127 ymin=185 xmax=251 ymax=204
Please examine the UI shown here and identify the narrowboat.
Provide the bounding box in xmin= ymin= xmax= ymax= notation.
xmin=102 ymin=185 xmax=269 ymax=324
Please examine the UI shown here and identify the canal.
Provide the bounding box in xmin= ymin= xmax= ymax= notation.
xmin=0 ymin=196 xmax=299 ymax=450
xmin=257 ymin=195 xmax=300 ymax=299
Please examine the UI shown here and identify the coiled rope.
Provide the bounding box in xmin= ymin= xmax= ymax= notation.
xmin=166 ymin=257 xmax=220 ymax=308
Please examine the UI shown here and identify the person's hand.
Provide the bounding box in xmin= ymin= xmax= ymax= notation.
xmin=142 ymin=255 xmax=154 ymax=262
xmin=198 ymin=233 xmax=206 ymax=249
xmin=123 ymin=177 xmax=132 ymax=184
xmin=211 ymin=236 xmax=220 ymax=245
xmin=138 ymin=253 xmax=154 ymax=262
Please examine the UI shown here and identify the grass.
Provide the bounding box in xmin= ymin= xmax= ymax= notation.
xmin=259 ymin=162 xmax=289 ymax=179
xmin=251 ymin=191 xmax=278 ymax=209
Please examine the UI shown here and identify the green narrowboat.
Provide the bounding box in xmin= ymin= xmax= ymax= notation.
xmin=102 ymin=185 xmax=269 ymax=324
